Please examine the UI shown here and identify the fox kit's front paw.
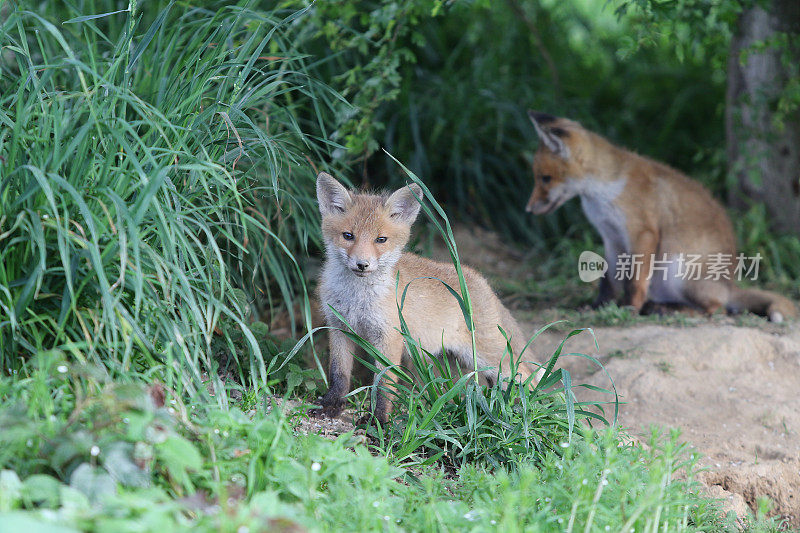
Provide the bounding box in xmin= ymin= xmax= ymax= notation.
xmin=309 ymin=392 xmax=345 ymax=419
xmin=309 ymin=404 xmax=343 ymax=419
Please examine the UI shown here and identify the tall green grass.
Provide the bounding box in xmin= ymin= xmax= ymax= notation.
xmin=0 ymin=1 xmax=335 ymax=395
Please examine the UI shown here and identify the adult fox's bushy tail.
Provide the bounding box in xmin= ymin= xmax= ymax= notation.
xmin=727 ymin=287 xmax=797 ymax=323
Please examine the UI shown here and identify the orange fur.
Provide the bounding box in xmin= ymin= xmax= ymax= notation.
xmin=313 ymin=172 xmax=539 ymax=424
xmin=526 ymin=111 xmax=796 ymax=322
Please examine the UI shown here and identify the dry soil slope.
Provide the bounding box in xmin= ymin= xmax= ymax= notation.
xmin=530 ymin=323 xmax=800 ymax=525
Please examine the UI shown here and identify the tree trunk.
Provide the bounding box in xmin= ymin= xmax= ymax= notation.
xmin=726 ymin=0 xmax=800 ymax=234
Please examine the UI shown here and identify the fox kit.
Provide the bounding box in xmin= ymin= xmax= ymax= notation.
xmin=313 ymin=172 xmax=537 ymax=424
xmin=526 ymin=111 xmax=797 ymax=322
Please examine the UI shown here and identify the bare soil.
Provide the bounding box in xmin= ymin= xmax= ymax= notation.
xmin=534 ymin=323 xmax=800 ymax=524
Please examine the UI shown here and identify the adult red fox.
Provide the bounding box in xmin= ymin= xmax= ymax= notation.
xmin=526 ymin=111 xmax=796 ymax=323
xmin=312 ymin=172 xmax=539 ymax=424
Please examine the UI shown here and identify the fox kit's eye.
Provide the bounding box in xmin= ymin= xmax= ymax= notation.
xmin=541 ymin=174 xmax=552 ymax=184
xmin=342 ymin=232 xmax=354 ymax=241
xmin=375 ymin=236 xmax=387 ymax=243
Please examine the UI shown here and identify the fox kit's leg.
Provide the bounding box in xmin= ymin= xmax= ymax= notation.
xmin=313 ymin=328 xmax=355 ymax=418
xmin=624 ymin=230 xmax=658 ymax=311
xmin=595 ymin=243 xmax=623 ymax=309
xmin=592 ymin=275 xmax=616 ymax=309
xmin=370 ymin=330 xmax=405 ymax=425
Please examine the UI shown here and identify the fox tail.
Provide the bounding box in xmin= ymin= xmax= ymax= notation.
xmin=727 ymin=286 xmax=797 ymax=323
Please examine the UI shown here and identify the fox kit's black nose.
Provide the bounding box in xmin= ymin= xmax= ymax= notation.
xmin=356 ymin=261 xmax=369 ymax=271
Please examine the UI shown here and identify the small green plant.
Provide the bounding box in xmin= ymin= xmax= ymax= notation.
xmin=735 ymin=204 xmax=800 ymax=288
xmin=359 ymin=326 xmax=615 ymax=470
xmin=656 ymin=360 xmax=674 ymax=374
xmin=592 ymin=302 xmax=639 ymax=325
xmin=607 ymin=349 xmax=630 ymax=360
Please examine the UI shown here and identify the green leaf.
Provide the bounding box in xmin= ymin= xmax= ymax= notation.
xmin=0 ymin=513 xmax=79 ymax=533
xmin=22 ymin=474 xmax=62 ymax=507
xmin=63 ymin=9 xmax=128 ymax=24
xmin=156 ymin=435 xmax=202 ymax=491
xmin=102 ymin=442 xmax=150 ymax=488
xmin=129 ymin=2 xmax=174 ymax=70
xmin=286 ymin=370 xmax=303 ymax=392
xmin=69 ymin=463 xmax=117 ymax=504
xmin=0 ymin=470 xmax=22 ymax=511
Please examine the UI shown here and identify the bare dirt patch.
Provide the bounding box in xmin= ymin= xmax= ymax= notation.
xmin=533 ymin=324 xmax=800 ymax=525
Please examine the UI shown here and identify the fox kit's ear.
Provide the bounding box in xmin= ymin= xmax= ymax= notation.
xmin=528 ymin=110 xmax=570 ymax=159
xmin=316 ymin=172 xmax=352 ymax=216
xmin=385 ymin=183 xmax=422 ymax=224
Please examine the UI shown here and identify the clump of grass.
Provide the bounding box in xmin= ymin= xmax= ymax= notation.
xmin=655 ymin=360 xmax=674 ymax=374
xmin=358 ymin=325 xmax=614 ymax=471
xmin=0 ymin=1 xmax=335 ymax=395
xmin=735 ymin=203 xmax=800 ymax=290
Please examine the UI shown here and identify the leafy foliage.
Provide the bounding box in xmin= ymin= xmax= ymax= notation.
xmin=279 ymin=0 xmax=445 ymax=166
xmin=0 ymin=359 xmax=784 ymax=532
xmin=360 ymin=0 xmax=731 ymax=254
xmin=618 ymin=0 xmax=800 ymax=127
xmin=364 ymin=326 xmax=610 ymax=471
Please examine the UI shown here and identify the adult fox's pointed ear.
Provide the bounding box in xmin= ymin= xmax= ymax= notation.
xmin=385 ymin=183 xmax=422 ymax=224
xmin=528 ymin=110 xmax=570 ymax=159
xmin=316 ymin=172 xmax=352 ymax=216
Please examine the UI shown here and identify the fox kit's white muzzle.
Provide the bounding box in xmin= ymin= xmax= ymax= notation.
xmin=346 ymin=253 xmax=377 ymax=276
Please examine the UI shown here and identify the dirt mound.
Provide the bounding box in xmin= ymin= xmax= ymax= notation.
xmin=528 ymin=324 xmax=800 ymax=524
